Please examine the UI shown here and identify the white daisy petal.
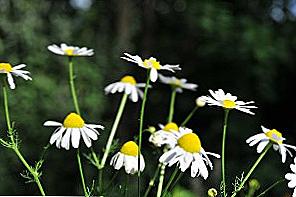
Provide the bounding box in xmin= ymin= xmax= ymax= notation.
xmin=61 ymin=129 xmax=71 ymax=150
xmin=50 ymin=127 xmax=65 ymax=144
xmin=7 ymin=73 xmax=15 ymax=89
xmin=150 ymin=68 xmax=158 ymax=82
xmin=71 ymin=128 xmax=81 ymax=148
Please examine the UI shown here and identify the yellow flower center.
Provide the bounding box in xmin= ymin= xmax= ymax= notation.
xmin=120 ymin=141 xmax=138 ymax=156
xmin=63 ymin=113 xmax=85 ymax=128
xmin=143 ymin=58 xmax=161 ymax=70
xmin=120 ymin=75 xmax=137 ymax=85
xmin=177 ymin=133 xmax=201 ymax=153
xmin=265 ymin=129 xmax=283 ymax=144
xmin=223 ymin=100 xmax=236 ymax=109
xmin=163 ymin=122 xmax=179 ymax=132
xmin=0 ymin=63 xmax=13 ymax=73
xmin=64 ymin=48 xmax=75 ymax=56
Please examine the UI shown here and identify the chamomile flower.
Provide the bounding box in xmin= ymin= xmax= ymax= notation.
xmin=158 ymin=74 xmax=198 ymax=93
xmin=121 ymin=53 xmax=181 ymax=82
xmin=246 ymin=126 xmax=296 ymax=163
xmin=285 ymin=157 xmax=296 ymax=197
xmin=110 ymin=141 xmax=145 ymax=174
xmin=43 ymin=113 xmax=104 ymax=150
xmin=47 ymin=43 xmax=94 ymax=56
xmin=104 ymin=75 xmax=146 ymax=102
xmin=149 ymin=122 xmax=179 ymax=148
xmin=159 ymin=127 xmax=220 ymax=179
xmin=200 ymin=89 xmax=257 ymax=115
xmin=0 ymin=63 xmax=32 ymax=89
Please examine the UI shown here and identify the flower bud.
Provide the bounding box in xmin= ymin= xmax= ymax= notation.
xmin=196 ymin=97 xmax=206 ymax=107
xmin=207 ymin=188 xmax=218 ymax=197
xmin=249 ymin=179 xmax=260 ymax=190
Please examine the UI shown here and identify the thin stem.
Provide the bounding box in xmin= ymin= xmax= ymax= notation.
xmin=2 ymin=81 xmax=45 ymax=196
xmin=2 ymin=81 xmax=12 ymax=131
xmin=170 ymin=171 xmax=183 ymax=191
xmin=161 ymin=166 xmax=179 ymax=197
xmin=77 ymin=149 xmax=88 ymax=197
xmin=157 ymin=88 xmax=177 ymax=197
xmin=231 ymin=143 xmax=272 ymax=197
xmin=68 ymin=57 xmax=80 ymax=115
xmin=221 ymin=110 xmax=230 ymax=197
xmin=144 ymin=163 xmax=161 ymax=197
xmin=100 ymin=93 xmax=128 ymax=168
xmin=68 ymin=57 xmax=88 ymax=197
xmin=98 ymin=169 xmax=103 ymax=194
xmin=167 ymin=89 xmax=176 ymax=123
xmin=181 ymin=106 xmax=198 ymax=127
xmin=156 ymin=163 xmax=166 ymax=197
xmin=138 ymin=69 xmax=151 ymax=196
xmin=14 ymin=149 xmax=46 ymax=196
xmin=256 ymin=178 xmax=285 ymax=197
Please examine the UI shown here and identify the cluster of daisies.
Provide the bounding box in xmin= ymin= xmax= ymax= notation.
xmin=1 ymin=43 xmax=296 ymax=196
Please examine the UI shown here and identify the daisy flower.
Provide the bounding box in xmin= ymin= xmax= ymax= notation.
xmin=47 ymin=43 xmax=94 ymax=56
xmin=159 ymin=127 xmax=220 ymax=179
xmin=149 ymin=122 xmax=179 ymax=148
xmin=0 ymin=63 xmax=32 ymax=89
xmin=121 ymin=53 xmax=181 ymax=82
xmin=43 ymin=113 xmax=104 ymax=150
xmin=104 ymin=75 xmax=146 ymax=102
xmin=246 ymin=126 xmax=296 ymax=163
xmin=285 ymin=157 xmax=296 ymax=197
xmin=158 ymin=74 xmax=198 ymax=93
xmin=110 ymin=141 xmax=145 ymax=174
xmin=200 ymin=89 xmax=257 ymax=115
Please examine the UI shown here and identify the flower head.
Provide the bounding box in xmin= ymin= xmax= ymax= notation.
xmin=0 ymin=63 xmax=32 ymax=89
xmin=159 ymin=127 xmax=220 ymax=179
xmin=110 ymin=141 xmax=145 ymax=174
xmin=43 ymin=113 xmax=104 ymax=150
xmin=121 ymin=53 xmax=181 ymax=82
xmin=285 ymin=157 xmax=296 ymax=197
xmin=200 ymin=89 xmax=257 ymax=115
xmin=104 ymin=75 xmax=146 ymax=102
xmin=47 ymin=43 xmax=94 ymax=56
xmin=158 ymin=74 xmax=198 ymax=93
xmin=246 ymin=126 xmax=296 ymax=163
xmin=149 ymin=122 xmax=179 ymax=148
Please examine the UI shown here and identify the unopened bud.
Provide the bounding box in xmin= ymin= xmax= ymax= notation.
xmin=196 ymin=97 xmax=206 ymax=107
xmin=207 ymin=188 xmax=218 ymax=197
xmin=146 ymin=126 xmax=156 ymax=134
xmin=249 ymin=179 xmax=260 ymax=190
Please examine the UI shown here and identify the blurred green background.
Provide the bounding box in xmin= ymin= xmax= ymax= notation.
xmin=1 ymin=0 xmax=296 ymax=196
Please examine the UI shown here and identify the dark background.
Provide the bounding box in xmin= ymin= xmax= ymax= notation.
xmin=0 ymin=0 xmax=295 ymax=196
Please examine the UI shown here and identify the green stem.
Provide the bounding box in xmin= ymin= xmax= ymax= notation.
xmin=98 ymin=169 xmax=103 ymax=194
xmin=161 ymin=166 xmax=179 ymax=197
xmin=170 ymin=171 xmax=183 ymax=191
xmin=14 ymin=149 xmax=46 ymax=196
xmin=144 ymin=163 xmax=161 ymax=197
xmin=68 ymin=57 xmax=80 ymax=115
xmin=138 ymin=69 xmax=151 ymax=196
xmin=156 ymin=162 xmax=166 ymax=197
xmin=180 ymin=106 xmax=198 ymax=127
xmin=256 ymin=178 xmax=285 ymax=197
xmin=157 ymin=88 xmax=177 ymax=197
xmin=68 ymin=57 xmax=88 ymax=197
xmin=221 ymin=110 xmax=230 ymax=197
xmin=100 ymin=93 xmax=128 ymax=168
xmin=2 ymin=82 xmax=46 ymax=196
xmin=231 ymin=143 xmax=272 ymax=197
xmin=167 ymin=89 xmax=176 ymax=123
xmin=77 ymin=149 xmax=88 ymax=197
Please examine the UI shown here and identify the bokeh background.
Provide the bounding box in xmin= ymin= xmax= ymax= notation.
xmin=1 ymin=0 xmax=296 ymax=196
